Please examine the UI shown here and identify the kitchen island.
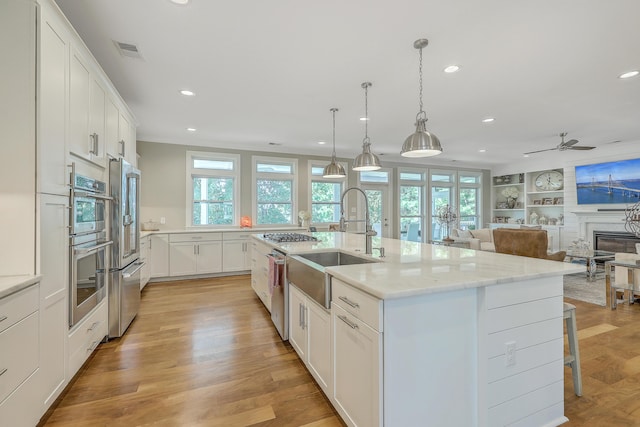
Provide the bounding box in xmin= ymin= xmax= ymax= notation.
xmin=252 ymin=231 xmax=583 ymax=427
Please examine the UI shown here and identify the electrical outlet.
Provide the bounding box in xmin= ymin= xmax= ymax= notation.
xmin=505 ymin=341 xmax=516 ymax=367
xmin=160 ymin=217 xmax=166 ymax=224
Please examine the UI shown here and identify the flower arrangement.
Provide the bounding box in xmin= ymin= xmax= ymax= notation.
xmin=501 ymin=187 xmax=520 ymax=199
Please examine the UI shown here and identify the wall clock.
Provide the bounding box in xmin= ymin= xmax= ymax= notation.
xmin=534 ymin=170 xmax=564 ymax=191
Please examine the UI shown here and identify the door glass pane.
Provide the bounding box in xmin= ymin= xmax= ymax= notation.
xmin=364 ymin=189 xmax=382 ymax=236
xmin=459 ymin=187 xmax=479 ymax=230
xmin=431 ymin=186 xmax=452 ymax=240
xmin=400 ymin=185 xmax=422 ymax=241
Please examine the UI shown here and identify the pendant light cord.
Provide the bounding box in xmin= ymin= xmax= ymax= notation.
xmin=418 ymin=46 xmax=424 ymax=115
xmin=362 ymin=82 xmax=371 ymax=144
xmin=331 ymin=108 xmax=337 ymax=156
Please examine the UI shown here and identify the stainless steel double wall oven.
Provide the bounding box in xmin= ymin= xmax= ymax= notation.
xmin=69 ymin=164 xmax=113 ymax=328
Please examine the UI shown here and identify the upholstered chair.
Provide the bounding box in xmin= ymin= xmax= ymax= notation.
xmin=492 ymin=228 xmax=566 ymax=261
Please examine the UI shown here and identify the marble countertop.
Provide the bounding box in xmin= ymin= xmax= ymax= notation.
xmin=252 ymin=232 xmax=583 ymax=300
xmin=0 ymin=275 xmax=41 ymax=299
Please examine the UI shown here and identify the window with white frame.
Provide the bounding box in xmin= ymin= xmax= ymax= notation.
xmin=459 ymin=172 xmax=482 ymax=230
xmin=186 ymin=151 xmax=240 ymax=226
xmin=430 ymin=170 xmax=456 ymax=240
xmin=399 ymin=170 xmax=426 ymax=242
xmin=310 ymin=165 xmax=347 ymax=224
xmin=253 ymin=157 xmax=297 ymax=225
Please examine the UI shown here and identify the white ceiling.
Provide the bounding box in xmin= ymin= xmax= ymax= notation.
xmin=55 ymin=0 xmax=640 ymax=169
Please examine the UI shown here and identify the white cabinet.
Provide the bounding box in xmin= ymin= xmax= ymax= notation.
xmin=67 ymin=300 xmax=107 ymax=379
xmin=105 ymin=96 xmax=136 ymax=166
xmin=332 ymin=279 xmax=382 ymax=427
xmin=88 ymin=78 xmax=106 ymax=164
xmin=38 ymin=8 xmax=69 ymax=196
xmin=289 ymin=284 xmax=332 ymax=395
xmin=149 ymin=234 xmax=169 ymax=278
xmin=38 ymin=194 xmax=68 ymax=408
xmin=251 ymin=239 xmax=272 ymax=311
xmin=222 ymin=232 xmax=252 ymax=272
xmin=140 ymin=236 xmax=150 ymax=289
xmin=0 ymin=283 xmax=40 ymax=427
xmin=169 ymin=233 xmax=222 ymax=276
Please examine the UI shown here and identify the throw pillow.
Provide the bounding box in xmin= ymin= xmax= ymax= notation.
xmin=470 ymin=228 xmax=491 ymax=242
xmin=457 ymin=229 xmax=473 ymax=238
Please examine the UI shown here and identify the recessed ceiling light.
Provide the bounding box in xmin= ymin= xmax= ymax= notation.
xmin=187 ymin=127 xmax=196 ymax=132
xmin=444 ymin=65 xmax=460 ymax=73
xmin=170 ymin=0 xmax=189 ymax=4
xmin=482 ymin=117 xmax=495 ymax=123
xmin=359 ymin=117 xmax=369 ymax=121
xmin=619 ymin=70 xmax=639 ymax=79
xmin=180 ymin=89 xmax=195 ymax=96
xmin=523 ymin=154 xmax=530 ymax=158
xmin=478 ymin=149 xmax=486 ymax=153
xmin=268 ymin=142 xmax=282 ymax=146
xmin=318 ymin=141 xmax=327 ymax=145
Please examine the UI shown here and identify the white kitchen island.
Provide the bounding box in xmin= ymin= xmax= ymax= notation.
xmin=251 ymin=232 xmax=583 ymax=427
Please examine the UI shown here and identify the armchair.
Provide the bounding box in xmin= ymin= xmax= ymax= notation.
xmin=493 ymin=228 xmax=566 ymax=261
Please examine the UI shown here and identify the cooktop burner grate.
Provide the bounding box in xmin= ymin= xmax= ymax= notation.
xmin=263 ymin=233 xmax=319 ymax=243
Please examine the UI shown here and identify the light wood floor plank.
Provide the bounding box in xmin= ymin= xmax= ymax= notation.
xmin=40 ymin=276 xmax=640 ymax=426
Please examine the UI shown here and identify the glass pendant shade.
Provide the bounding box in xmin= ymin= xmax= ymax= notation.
xmin=323 ymin=107 xmax=346 ymax=178
xmin=401 ymin=116 xmax=442 ymax=157
xmin=353 ymin=140 xmax=381 ymax=171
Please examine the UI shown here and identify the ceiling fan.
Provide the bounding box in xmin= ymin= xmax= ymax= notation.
xmin=524 ymin=132 xmax=596 ymax=155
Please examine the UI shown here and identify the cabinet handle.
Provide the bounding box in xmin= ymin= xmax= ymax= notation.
xmin=337 ymin=314 xmax=359 ymax=330
xmin=303 ymin=306 xmax=308 ymax=329
xmin=87 ymin=321 xmax=100 ymax=332
xmin=87 ymin=340 xmax=100 ymax=352
xmin=194 ymin=245 xmax=197 ymax=255
xmin=119 ymin=140 xmax=125 ymax=157
xmin=89 ymin=133 xmax=99 ymax=155
xmin=0 ymin=368 xmax=7 ymax=377
xmin=0 ymin=315 xmax=7 ymax=323
xmin=299 ymin=303 xmax=304 ymax=328
xmin=338 ymin=296 xmax=360 ymax=309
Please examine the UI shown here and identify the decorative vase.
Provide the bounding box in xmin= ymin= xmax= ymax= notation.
xmin=506 ymin=197 xmax=516 ymax=209
xmin=301 ymin=219 xmax=310 ymax=230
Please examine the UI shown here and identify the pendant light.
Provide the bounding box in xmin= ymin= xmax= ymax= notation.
xmin=322 ymin=108 xmax=346 ymax=178
xmin=353 ymin=82 xmax=382 ymax=171
xmin=401 ymin=39 xmax=442 ymax=158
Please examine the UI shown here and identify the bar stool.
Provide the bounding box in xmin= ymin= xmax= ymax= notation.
xmin=563 ymin=302 xmax=582 ymax=396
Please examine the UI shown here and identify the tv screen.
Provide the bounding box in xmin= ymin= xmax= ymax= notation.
xmin=575 ymin=158 xmax=640 ymax=204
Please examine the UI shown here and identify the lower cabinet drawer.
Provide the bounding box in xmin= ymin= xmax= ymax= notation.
xmin=332 ymin=278 xmax=382 ymax=332
xmin=0 ymin=284 xmax=38 ymax=334
xmin=0 ymin=311 xmax=39 ymax=403
xmin=68 ymin=302 xmax=108 ymax=377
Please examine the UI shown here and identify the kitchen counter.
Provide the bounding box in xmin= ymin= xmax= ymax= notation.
xmin=141 ymin=226 xmax=304 ymax=238
xmin=0 ymin=275 xmax=41 ymax=299
xmin=253 ymin=231 xmax=582 ymax=300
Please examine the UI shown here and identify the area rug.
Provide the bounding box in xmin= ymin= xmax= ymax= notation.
xmin=563 ymin=272 xmax=606 ymax=306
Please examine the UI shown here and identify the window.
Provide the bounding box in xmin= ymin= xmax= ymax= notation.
xmin=431 ymin=170 xmax=455 ymax=240
xmin=186 ymin=151 xmax=240 ymax=226
xmin=310 ymin=165 xmax=346 ymax=224
xmin=399 ymin=169 xmax=426 ymax=242
xmin=253 ymin=157 xmax=297 ymax=225
xmin=459 ymin=172 xmax=483 ymax=230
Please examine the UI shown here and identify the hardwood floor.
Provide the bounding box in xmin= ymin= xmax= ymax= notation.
xmin=40 ymin=276 xmax=344 ymax=427
xmin=40 ymin=276 xmax=640 ymax=426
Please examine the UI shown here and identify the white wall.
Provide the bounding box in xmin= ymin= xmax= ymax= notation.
xmin=0 ymin=0 xmax=36 ymax=275
xmin=136 ymin=140 xmax=491 ymax=237
xmin=492 ymin=139 xmax=640 ymax=247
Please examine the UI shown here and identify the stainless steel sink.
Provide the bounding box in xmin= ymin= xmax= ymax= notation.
xmin=286 ymin=251 xmax=378 ymax=308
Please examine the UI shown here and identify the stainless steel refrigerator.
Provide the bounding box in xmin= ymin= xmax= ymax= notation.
xmin=109 ymin=158 xmax=143 ymax=338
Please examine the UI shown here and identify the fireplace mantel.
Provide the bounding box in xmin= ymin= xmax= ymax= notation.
xmin=572 ymin=210 xmax=626 ymax=246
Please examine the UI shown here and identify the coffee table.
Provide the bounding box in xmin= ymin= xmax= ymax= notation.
xmin=565 ymin=249 xmax=616 ymax=279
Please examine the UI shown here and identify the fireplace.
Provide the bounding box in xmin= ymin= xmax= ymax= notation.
xmin=593 ymin=231 xmax=640 ymax=253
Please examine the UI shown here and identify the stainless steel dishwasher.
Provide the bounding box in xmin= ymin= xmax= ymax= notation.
xmin=268 ymin=249 xmax=288 ymax=340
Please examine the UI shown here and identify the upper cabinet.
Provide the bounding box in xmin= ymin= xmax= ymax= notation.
xmin=38 ymin=0 xmax=137 ymax=190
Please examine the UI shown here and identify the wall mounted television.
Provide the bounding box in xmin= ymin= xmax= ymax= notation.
xmin=575 ymin=158 xmax=640 ymax=205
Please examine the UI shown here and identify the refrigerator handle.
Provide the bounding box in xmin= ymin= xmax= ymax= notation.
xmin=122 ymin=261 xmax=145 ymax=278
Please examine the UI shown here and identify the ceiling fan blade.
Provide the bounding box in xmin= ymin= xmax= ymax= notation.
xmin=562 ymin=139 xmax=579 ymax=147
xmin=568 ymin=146 xmax=595 ymax=150
xmin=523 ymin=147 xmax=557 ymax=155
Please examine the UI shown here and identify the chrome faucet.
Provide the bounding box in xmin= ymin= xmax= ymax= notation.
xmin=339 ymin=186 xmax=376 ymax=255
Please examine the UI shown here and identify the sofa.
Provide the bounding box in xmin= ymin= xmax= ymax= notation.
xmin=450 ymin=228 xmax=495 ymax=251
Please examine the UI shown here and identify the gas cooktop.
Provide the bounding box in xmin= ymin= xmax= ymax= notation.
xmin=263 ymin=233 xmax=319 ymax=243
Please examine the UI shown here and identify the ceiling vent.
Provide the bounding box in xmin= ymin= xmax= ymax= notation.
xmin=113 ymin=40 xmax=143 ymax=59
